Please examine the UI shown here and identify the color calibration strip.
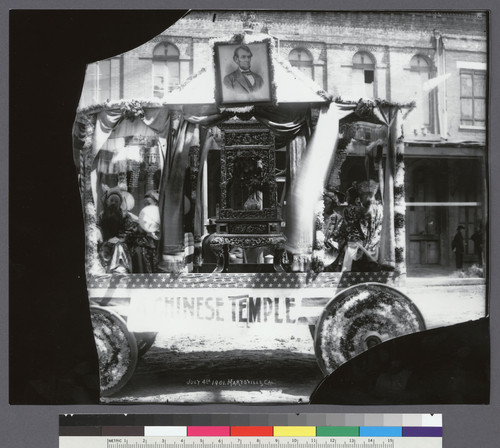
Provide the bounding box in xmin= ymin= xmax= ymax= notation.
xmin=60 ymin=414 xmax=442 ymax=438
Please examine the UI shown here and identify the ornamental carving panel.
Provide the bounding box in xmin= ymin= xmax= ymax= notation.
xmin=188 ymin=145 xmax=200 ymax=203
xmin=209 ymin=235 xmax=286 ymax=251
xmin=219 ymin=208 xmax=280 ymax=220
xmin=219 ymin=144 xmax=278 ymax=215
xmin=224 ymin=131 xmax=272 ymax=147
xmin=228 ymin=223 xmax=268 ymax=234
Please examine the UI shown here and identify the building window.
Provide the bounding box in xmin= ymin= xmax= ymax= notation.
xmin=409 ymin=55 xmax=432 ymax=130
xmin=97 ymin=59 xmax=112 ymax=102
xmin=152 ymin=43 xmax=180 ymax=98
xmin=352 ymin=51 xmax=375 ymax=99
xmin=80 ymin=58 xmax=117 ymax=106
xmin=460 ymin=70 xmax=486 ymax=127
xmin=289 ymin=48 xmax=313 ymax=79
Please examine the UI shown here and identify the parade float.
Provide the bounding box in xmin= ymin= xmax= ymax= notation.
xmin=72 ymin=29 xmax=486 ymax=400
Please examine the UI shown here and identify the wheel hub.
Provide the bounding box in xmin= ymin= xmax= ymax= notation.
xmin=363 ymin=332 xmax=383 ymax=349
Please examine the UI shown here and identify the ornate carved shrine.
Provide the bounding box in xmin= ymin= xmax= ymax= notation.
xmin=209 ymin=119 xmax=286 ymax=272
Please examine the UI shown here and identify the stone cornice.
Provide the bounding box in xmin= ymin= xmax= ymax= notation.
xmin=169 ymin=11 xmax=486 ymax=39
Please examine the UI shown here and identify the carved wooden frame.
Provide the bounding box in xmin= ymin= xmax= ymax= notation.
xmin=218 ymin=121 xmax=280 ymax=220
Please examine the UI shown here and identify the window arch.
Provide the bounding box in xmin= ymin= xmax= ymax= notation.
xmin=409 ymin=54 xmax=432 ymax=130
xmin=352 ymin=51 xmax=375 ymax=69
xmin=289 ymin=48 xmax=313 ymax=79
xmin=152 ymin=42 xmax=180 ymax=98
xmin=352 ymin=51 xmax=376 ymax=99
xmin=410 ymin=54 xmax=431 ymax=72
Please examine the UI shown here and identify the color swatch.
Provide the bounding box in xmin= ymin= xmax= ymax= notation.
xmin=60 ymin=413 xmax=442 ymax=438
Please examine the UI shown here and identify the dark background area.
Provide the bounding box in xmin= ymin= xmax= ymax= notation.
xmin=9 ymin=9 xmax=188 ymax=404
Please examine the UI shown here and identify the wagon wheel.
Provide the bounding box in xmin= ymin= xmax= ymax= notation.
xmin=314 ymin=283 xmax=426 ymax=376
xmin=90 ymin=305 xmax=138 ymax=397
xmin=133 ymin=332 xmax=158 ymax=357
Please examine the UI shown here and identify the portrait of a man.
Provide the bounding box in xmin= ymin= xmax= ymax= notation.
xmin=223 ymin=45 xmax=265 ymax=94
xmin=215 ymin=40 xmax=273 ymax=106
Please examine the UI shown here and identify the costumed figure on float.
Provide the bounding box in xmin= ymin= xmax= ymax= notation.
xmin=96 ymin=186 xmax=137 ymax=274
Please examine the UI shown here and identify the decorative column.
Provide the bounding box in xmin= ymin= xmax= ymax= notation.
xmin=393 ymin=110 xmax=407 ymax=279
xmin=188 ymin=128 xmax=201 ymax=269
xmin=80 ymin=112 xmax=106 ymax=277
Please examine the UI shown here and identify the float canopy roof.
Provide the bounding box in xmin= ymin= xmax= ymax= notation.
xmin=166 ymin=56 xmax=331 ymax=106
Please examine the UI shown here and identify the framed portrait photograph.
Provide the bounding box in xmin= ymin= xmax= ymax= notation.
xmin=214 ymin=40 xmax=275 ymax=107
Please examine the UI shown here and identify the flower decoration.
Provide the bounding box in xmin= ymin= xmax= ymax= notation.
xmin=310 ymin=255 xmax=325 ymax=274
xmin=77 ymin=98 xmax=162 ymax=116
xmin=394 ymin=212 xmax=405 ymax=229
xmin=395 ymin=247 xmax=405 ymax=264
xmin=120 ymin=100 xmax=145 ymax=120
xmin=394 ymin=185 xmax=405 ymax=202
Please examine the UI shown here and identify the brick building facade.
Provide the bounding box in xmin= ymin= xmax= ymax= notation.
xmin=79 ymin=10 xmax=488 ymax=271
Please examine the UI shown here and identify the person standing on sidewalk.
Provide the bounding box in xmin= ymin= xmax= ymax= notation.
xmin=451 ymin=225 xmax=465 ymax=270
xmin=470 ymin=226 xmax=483 ymax=267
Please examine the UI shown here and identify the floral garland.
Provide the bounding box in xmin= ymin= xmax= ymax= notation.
xmin=221 ymin=105 xmax=255 ymax=114
xmin=394 ymin=117 xmax=406 ymax=274
xmin=77 ymin=98 xmax=166 ymax=116
xmin=77 ymin=112 xmax=96 ymax=151
xmin=120 ymin=99 xmax=145 ymax=120
xmin=335 ymin=97 xmax=417 ymax=110
xmin=311 ymin=199 xmax=326 ymax=274
xmin=75 ymin=113 xmax=108 ymax=278
xmin=171 ymin=67 xmax=207 ymax=93
xmin=84 ymin=178 xmax=106 ymax=278
xmin=82 ymin=114 xmax=105 ymax=278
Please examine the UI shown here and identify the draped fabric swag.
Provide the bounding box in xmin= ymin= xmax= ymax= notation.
xmin=371 ymin=104 xmax=405 ymax=269
xmin=285 ymin=103 xmax=340 ymax=259
xmin=73 ymin=100 xmax=411 ymax=274
xmin=74 ymin=104 xmax=313 ymax=273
